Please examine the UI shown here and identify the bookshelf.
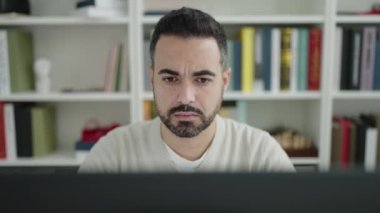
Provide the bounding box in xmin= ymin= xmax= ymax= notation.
xmin=0 ymin=0 xmax=379 ymax=171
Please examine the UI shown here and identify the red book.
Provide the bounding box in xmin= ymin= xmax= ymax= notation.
xmin=0 ymin=102 xmax=6 ymax=159
xmin=308 ymin=28 xmax=322 ymax=90
xmin=340 ymin=118 xmax=351 ymax=169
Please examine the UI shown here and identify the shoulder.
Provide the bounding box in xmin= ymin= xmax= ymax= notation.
xmin=218 ymin=117 xmax=295 ymax=172
xmin=78 ymin=119 xmax=157 ymax=173
xmin=102 ymin=119 xmax=156 ymax=142
xmin=219 ymin=116 xmax=274 ymax=146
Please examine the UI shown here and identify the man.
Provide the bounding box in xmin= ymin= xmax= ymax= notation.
xmin=79 ymin=7 xmax=294 ymax=173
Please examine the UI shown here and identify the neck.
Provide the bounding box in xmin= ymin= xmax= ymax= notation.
xmin=160 ymin=118 xmax=217 ymax=161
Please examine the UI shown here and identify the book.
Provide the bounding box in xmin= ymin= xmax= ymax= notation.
xmin=290 ymin=28 xmax=298 ymax=92
xmin=14 ymin=103 xmax=33 ymax=157
xmin=240 ymin=27 xmax=254 ymax=92
xmin=352 ymin=28 xmax=362 ymax=90
xmin=349 ymin=118 xmax=358 ymax=167
xmin=334 ymin=27 xmax=342 ymax=91
xmin=232 ymin=40 xmax=242 ymax=91
xmin=308 ymin=27 xmax=322 ymax=91
xmin=0 ymin=29 xmax=34 ymax=95
xmin=143 ymin=40 xmax=152 ymax=91
xmin=104 ymin=43 xmax=122 ymax=92
xmin=0 ymin=102 xmax=5 ymax=159
xmin=280 ymin=28 xmax=292 ymax=91
xmin=262 ymin=28 xmax=272 ymax=91
xmin=226 ymin=40 xmax=234 ymax=91
xmin=236 ymin=101 xmax=247 ymax=123
xmin=297 ymin=28 xmax=309 ymax=91
xmin=254 ymin=28 xmax=264 ymax=92
xmin=114 ymin=43 xmax=124 ymax=91
xmin=219 ymin=101 xmax=237 ymax=119
xmin=374 ymin=28 xmax=380 ymax=90
xmin=340 ymin=28 xmax=354 ymax=90
xmin=376 ymin=116 xmax=380 ymax=166
xmin=331 ymin=118 xmax=342 ymax=167
xmin=271 ymin=28 xmax=281 ymax=93
xmin=364 ymin=127 xmax=378 ymax=171
xmin=31 ymin=105 xmax=57 ymax=157
xmin=331 ymin=117 xmax=351 ymax=169
xmin=360 ymin=27 xmax=377 ymax=90
xmin=144 ymin=101 xmax=153 ymax=121
xmin=3 ymin=103 xmax=16 ymax=160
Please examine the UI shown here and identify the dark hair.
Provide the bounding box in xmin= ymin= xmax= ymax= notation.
xmin=150 ymin=7 xmax=227 ymax=69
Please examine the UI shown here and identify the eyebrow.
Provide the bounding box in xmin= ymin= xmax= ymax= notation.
xmin=192 ymin=70 xmax=216 ymax=77
xmin=158 ymin=69 xmax=216 ymax=77
xmin=158 ymin=69 xmax=179 ymax=76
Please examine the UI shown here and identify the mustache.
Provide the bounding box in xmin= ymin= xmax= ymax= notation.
xmin=168 ymin=105 xmax=203 ymax=115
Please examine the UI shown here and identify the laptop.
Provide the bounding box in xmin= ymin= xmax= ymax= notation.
xmin=1 ymin=171 xmax=379 ymax=212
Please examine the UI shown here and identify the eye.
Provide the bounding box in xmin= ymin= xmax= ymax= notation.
xmin=162 ymin=76 xmax=178 ymax=83
xmin=195 ymin=78 xmax=212 ymax=85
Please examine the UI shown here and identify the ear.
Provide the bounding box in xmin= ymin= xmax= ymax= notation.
xmin=222 ymin=67 xmax=231 ymax=92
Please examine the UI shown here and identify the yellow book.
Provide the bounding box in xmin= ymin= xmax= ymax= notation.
xmin=280 ymin=28 xmax=292 ymax=91
xmin=240 ymin=27 xmax=255 ymax=92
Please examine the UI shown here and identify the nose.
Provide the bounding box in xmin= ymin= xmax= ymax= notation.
xmin=177 ymin=81 xmax=195 ymax=105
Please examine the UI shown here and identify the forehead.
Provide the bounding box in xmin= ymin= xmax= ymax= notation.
xmin=154 ymin=35 xmax=221 ymax=71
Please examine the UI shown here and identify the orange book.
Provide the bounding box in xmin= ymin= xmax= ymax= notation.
xmin=308 ymin=28 xmax=322 ymax=90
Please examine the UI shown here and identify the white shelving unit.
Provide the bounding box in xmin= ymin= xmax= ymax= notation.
xmin=0 ymin=0 xmax=379 ymax=169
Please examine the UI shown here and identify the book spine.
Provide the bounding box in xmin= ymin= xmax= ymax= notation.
xmin=0 ymin=30 xmax=11 ymax=95
xmin=227 ymin=40 xmax=234 ymax=91
xmin=14 ymin=104 xmax=33 ymax=157
xmin=334 ymin=27 xmax=343 ymax=91
xmin=290 ymin=28 xmax=298 ymax=92
xmin=262 ymin=28 xmax=271 ymax=91
xmin=104 ymin=44 xmax=119 ymax=92
xmin=271 ymin=28 xmax=281 ymax=93
xmin=340 ymin=28 xmax=354 ymax=90
xmin=240 ymin=27 xmax=254 ymax=92
xmin=0 ymin=102 xmax=5 ymax=158
xmin=254 ymin=28 xmax=263 ymax=92
xmin=360 ymin=27 xmax=377 ymax=90
xmin=364 ymin=128 xmax=378 ymax=171
xmin=114 ymin=43 xmax=123 ymax=91
xmin=4 ymin=103 xmax=17 ymax=160
xmin=233 ymin=41 xmax=242 ymax=91
xmin=280 ymin=28 xmax=292 ymax=91
xmin=351 ymin=29 xmax=362 ymax=90
xmin=308 ymin=28 xmax=322 ymax=91
xmin=297 ymin=28 xmax=309 ymax=91
xmin=341 ymin=118 xmax=351 ymax=169
xmin=374 ymin=28 xmax=380 ymax=90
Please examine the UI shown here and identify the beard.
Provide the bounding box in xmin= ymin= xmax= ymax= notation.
xmin=155 ymin=100 xmax=222 ymax=138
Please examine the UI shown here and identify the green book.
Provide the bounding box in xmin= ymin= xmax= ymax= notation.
xmin=31 ymin=105 xmax=57 ymax=157
xmin=297 ymin=28 xmax=309 ymax=91
xmin=7 ymin=29 xmax=35 ymax=93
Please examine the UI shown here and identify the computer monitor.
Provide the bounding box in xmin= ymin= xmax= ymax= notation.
xmin=1 ymin=172 xmax=379 ymax=212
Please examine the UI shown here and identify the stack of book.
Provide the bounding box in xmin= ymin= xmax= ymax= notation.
xmin=143 ymin=26 xmax=322 ymax=93
xmin=331 ymin=114 xmax=380 ymax=171
xmin=230 ymin=27 xmax=322 ymax=93
xmin=103 ymin=42 xmax=127 ymax=92
xmin=73 ymin=0 xmax=128 ymax=18
xmin=335 ymin=27 xmax=380 ymax=91
xmin=0 ymin=29 xmax=34 ymax=95
xmin=0 ymin=103 xmax=57 ymax=160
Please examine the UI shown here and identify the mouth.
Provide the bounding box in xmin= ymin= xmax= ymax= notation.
xmin=173 ymin=112 xmax=199 ymax=120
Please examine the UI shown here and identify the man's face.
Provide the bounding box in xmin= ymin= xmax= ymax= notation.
xmin=151 ymin=35 xmax=230 ymax=138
